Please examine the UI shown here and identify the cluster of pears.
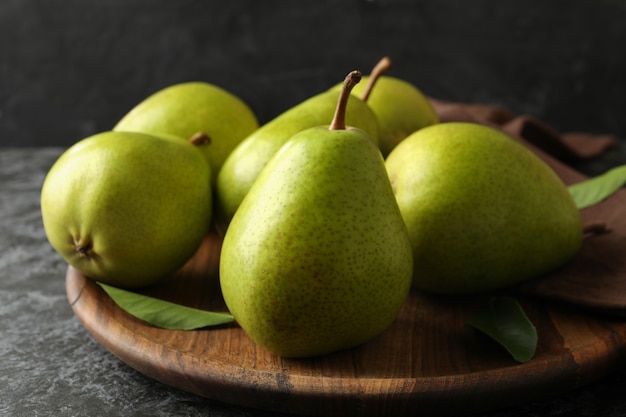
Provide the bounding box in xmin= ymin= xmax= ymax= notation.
xmin=41 ymin=56 xmax=584 ymax=358
xmin=216 ymin=56 xmax=439 ymax=224
xmin=41 ymin=81 xmax=260 ymax=288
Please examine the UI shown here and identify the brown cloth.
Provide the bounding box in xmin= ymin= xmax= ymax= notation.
xmin=427 ymin=98 xmax=626 ymax=315
xmin=430 ymin=98 xmax=617 ymax=166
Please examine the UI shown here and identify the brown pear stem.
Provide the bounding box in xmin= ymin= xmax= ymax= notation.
xmin=361 ymin=56 xmax=393 ymax=102
xmin=329 ymin=70 xmax=362 ymax=131
xmin=189 ymin=131 xmax=211 ymax=145
xmin=583 ymin=221 xmax=609 ymax=235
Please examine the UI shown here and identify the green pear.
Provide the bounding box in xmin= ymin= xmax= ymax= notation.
xmin=385 ymin=122 xmax=583 ymax=294
xmin=215 ymin=82 xmax=381 ymax=226
xmin=330 ymin=56 xmax=439 ymax=156
xmin=113 ymin=81 xmax=259 ymax=183
xmin=219 ymin=71 xmax=412 ymax=358
xmin=41 ymin=131 xmax=213 ymax=289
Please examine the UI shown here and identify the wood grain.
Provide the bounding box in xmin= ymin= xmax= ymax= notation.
xmin=66 ymin=231 xmax=626 ymax=417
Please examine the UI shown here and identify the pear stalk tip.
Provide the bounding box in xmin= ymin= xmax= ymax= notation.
xmin=329 ymin=70 xmax=362 ymax=131
xmin=361 ymin=56 xmax=393 ymax=102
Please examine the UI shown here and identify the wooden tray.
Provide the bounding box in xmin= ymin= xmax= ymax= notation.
xmin=65 ymin=123 xmax=626 ymax=416
xmin=66 ymin=230 xmax=626 ymax=417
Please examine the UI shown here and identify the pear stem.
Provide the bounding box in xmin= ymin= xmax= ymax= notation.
xmin=583 ymin=221 xmax=609 ymax=235
xmin=189 ymin=131 xmax=211 ymax=145
xmin=329 ymin=70 xmax=362 ymax=131
xmin=361 ymin=56 xmax=393 ymax=102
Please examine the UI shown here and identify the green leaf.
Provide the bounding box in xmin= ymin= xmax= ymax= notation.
xmin=467 ymin=296 xmax=537 ymax=363
xmin=568 ymin=165 xmax=626 ymax=209
xmin=98 ymin=282 xmax=234 ymax=330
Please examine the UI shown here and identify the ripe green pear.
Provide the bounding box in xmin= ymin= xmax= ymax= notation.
xmin=329 ymin=57 xmax=439 ymax=156
xmin=385 ymin=122 xmax=583 ymax=294
xmin=215 ymin=87 xmax=381 ymax=225
xmin=41 ymin=131 xmax=213 ymax=289
xmin=113 ymin=81 xmax=259 ymax=183
xmin=219 ymin=71 xmax=412 ymax=358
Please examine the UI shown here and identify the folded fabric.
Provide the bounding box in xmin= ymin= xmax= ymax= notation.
xmin=429 ymin=98 xmax=617 ymax=163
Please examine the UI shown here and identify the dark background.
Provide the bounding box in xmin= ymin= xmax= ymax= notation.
xmin=1 ymin=0 xmax=625 ymax=148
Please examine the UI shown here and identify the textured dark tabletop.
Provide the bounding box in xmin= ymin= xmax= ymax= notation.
xmin=2 ymin=147 xmax=626 ymax=417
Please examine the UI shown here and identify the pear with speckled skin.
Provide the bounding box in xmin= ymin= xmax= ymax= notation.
xmin=215 ymin=79 xmax=380 ymax=225
xmin=219 ymin=71 xmax=413 ymax=358
xmin=385 ymin=122 xmax=583 ymax=294
xmin=113 ymin=82 xmax=259 ymax=184
xmin=41 ymin=131 xmax=213 ymax=289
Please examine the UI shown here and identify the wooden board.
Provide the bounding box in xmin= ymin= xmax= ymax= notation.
xmin=65 ymin=118 xmax=626 ymax=416
xmin=66 ymin=231 xmax=626 ymax=417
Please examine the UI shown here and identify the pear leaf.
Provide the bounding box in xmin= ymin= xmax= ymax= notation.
xmin=98 ymin=282 xmax=234 ymax=330
xmin=568 ymin=165 xmax=626 ymax=209
xmin=467 ymin=296 xmax=537 ymax=363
